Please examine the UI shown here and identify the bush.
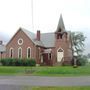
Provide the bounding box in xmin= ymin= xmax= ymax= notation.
xmin=29 ymin=59 xmax=36 ymax=66
xmin=15 ymin=59 xmax=23 ymax=66
xmin=77 ymin=55 xmax=88 ymax=66
xmin=71 ymin=55 xmax=88 ymax=66
xmin=0 ymin=58 xmax=36 ymax=66
xmin=1 ymin=58 xmax=14 ymax=66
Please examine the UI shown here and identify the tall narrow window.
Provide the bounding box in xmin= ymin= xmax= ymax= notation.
xmin=27 ymin=47 xmax=31 ymax=58
xmin=9 ymin=48 xmax=14 ymax=58
xmin=18 ymin=47 xmax=22 ymax=58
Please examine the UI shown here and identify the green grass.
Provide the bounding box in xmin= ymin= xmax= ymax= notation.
xmin=33 ymin=65 xmax=90 ymax=76
xmin=0 ymin=65 xmax=90 ymax=76
xmin=23 ymin=86 xmax=90 ymax=90
xmin=0 ymin=66 xmax=34 ymax=75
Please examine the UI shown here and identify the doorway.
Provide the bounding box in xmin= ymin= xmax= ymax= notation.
xmin=57 ymin=48 xmax=64 ymax=62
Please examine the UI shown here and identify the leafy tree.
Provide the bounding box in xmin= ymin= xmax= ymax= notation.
xmin=71 ymin=32 xmax=86 ymax=56
xmin=71 ymin=32 xmax=86 ymax=66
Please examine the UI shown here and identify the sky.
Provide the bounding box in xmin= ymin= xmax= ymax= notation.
xmin=0 ymin=0 xmax=90 ymax=54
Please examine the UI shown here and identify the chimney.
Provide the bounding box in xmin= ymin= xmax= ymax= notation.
xmin=37 ymin=30 xmax=40 ymax=41
xmin=0 ymin=41 xmax=3 ymax=45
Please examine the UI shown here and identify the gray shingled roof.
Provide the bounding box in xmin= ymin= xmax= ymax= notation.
xmin=21 ymin=28 xmax=44 ymax=47
xmin=21 ymin=28 xmax=55 ymax=47
xmin=41 ymin=33 xmax=55 ymax=47
xmin=34 ymin=40 xmax=44 ymax=47
xmin=5 ymin=27 xmax=70 ymax=48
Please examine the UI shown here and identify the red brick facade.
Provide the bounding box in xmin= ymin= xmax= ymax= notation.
xmin=0 ymin=15 xmax=73 ymax=66
xmin=6 ymin=29 xmax=37 ymax=61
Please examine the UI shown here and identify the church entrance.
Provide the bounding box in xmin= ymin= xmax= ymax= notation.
xmin=57 ymin=48 xmax=64 ymax=62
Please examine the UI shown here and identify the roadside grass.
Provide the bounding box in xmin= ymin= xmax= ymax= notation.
xmin=23 ymin=86 xmax=90 ymax=90
xmin=33 ymin=65 xmax=90 ymax=76
xmin=0 ymin=65 xmax=90 ymax=76
xmin=0 ymin=66 xmax=25 ymax=75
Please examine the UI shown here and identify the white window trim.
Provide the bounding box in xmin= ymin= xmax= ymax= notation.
xmin=18 ymin=38 xmax=23 ymax=45
xmin=18 ymin=47 xmax=22 ymax=58
xmin=9 ymin=47 xmax=14 ymax=58
xmin=27 ymin=47 xmax=31 ymax=58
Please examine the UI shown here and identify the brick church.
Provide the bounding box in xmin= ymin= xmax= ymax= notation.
xmin=0 ymin=15 xmax=73 ymax=66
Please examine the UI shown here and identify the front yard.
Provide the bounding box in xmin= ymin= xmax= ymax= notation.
xmin=0 ymin=65 xmax=90 ymax=76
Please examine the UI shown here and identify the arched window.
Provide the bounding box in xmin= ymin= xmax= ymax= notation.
xmin=9 ymin=48 xmax=14 ymax=58
xmin=27 ymin=47 xmax=31 ymax=58
xmin=18 ymin=47 xmax=22 ymax=58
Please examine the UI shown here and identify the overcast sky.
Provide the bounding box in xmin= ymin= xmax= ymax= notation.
xmin=0 ymin=0 xmax=90 ymax=54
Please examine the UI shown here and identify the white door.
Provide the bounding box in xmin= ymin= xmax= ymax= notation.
xmin=57 ymin=48 xmax=64 ymax=62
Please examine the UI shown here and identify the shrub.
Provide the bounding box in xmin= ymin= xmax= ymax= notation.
xmin=0 ymin=58 xmax=36 ymax=66
xmin=15 ymin=59 xmax=23 ymax=66
xmin=1 ymin=58 xmax=14 ymax=66
xmin=29 ymin=58 xmax=36 ymax=66
xmin=77 ymin=55 xmax=88 ymax=66
xmin=22 ymin=58 xmax=36 ymax=66
xmin=71 ymin=55 xmax=88 ymax=66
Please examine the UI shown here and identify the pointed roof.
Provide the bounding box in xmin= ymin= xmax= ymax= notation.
xmin=56 ymin=14 xmax=65 ymax=32
xmin=6 ymin=28 xmax=56 ymax=48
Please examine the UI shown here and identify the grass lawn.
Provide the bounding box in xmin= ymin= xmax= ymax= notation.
xmin=0 ymin=65 xmax=90 ymax=76
xmin=23 ymin=86 xmax=90 ymax=90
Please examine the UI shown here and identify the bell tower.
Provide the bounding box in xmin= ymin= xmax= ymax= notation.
xmin=54 ymin=14 xmax=72 ymax=65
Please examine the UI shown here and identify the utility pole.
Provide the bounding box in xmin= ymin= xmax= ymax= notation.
xmin=31 ymin=0 xmax=34 ymax=31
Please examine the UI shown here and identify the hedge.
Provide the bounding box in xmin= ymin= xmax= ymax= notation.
xmin=0 ymin=58 xmax=36 ymax=66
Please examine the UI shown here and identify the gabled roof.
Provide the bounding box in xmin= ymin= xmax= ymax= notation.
xmin=22 ymin=28 xmax=55 ymax=47
xmin=6 ymin=27 xmax=70 ymax=48
xmin=56 ymin=14 xmax=65 ymax=32
xmin=21 ymin=28 xmax=44 ymax=47
xmin=6 ymin=28 xmax=36 ymax=46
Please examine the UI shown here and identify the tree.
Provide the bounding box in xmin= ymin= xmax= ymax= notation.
xmin=71 ymin=32 xmax=86 ymax=66
xmin=71 ymin=32 xmax=86 ymax=56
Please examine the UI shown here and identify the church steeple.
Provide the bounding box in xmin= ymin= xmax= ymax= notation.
xmin=55 ymin=14 xmax=67 ymax=39
xmin=56 ymin=14 xmax=65 ymax=32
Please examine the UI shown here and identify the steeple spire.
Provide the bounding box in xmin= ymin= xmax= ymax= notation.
xmin=56 ymin=14 xmax=65 ymax=32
